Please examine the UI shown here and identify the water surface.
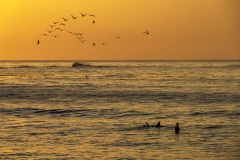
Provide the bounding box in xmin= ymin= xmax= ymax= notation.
xmin=0 ymin=61 xmax=239 ymax=159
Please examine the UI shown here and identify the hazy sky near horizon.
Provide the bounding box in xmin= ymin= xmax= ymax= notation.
xmin=0 ymin=0 xmax=239 ymax=60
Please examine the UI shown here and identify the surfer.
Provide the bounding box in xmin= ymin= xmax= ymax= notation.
xmin=155 ymin=122 xmax=165 ymax=127
xmin=175 ymin=123 xmax=180 ymax=134
xmin=143 ymin=122 xmax=150 ymax=128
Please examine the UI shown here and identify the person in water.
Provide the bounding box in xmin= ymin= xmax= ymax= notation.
xmin=175 ymin=123 xmax=180 ymax=134
xmin=143 ymin=122 xmax=165 ymax=128
xmin=143 ymin=122 xmax=150 ymax=127
xmin=155 ymin=122 xmax=165 ymax=127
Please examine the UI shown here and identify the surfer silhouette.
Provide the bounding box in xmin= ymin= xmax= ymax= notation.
xmin=175 ymin=123 xmax=180 ymax=134
xmin=143 ymin=122 xmax=150 ymax=127
xmin=155 ymin=122 xmax=165 ymax=127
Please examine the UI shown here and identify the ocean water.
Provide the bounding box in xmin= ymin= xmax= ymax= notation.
xmin=0 ymin=60 xmax=239 ymax=160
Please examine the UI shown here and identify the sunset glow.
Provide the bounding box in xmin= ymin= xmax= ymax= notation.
xmin=0 ymin=0 xmax=239 ymax=60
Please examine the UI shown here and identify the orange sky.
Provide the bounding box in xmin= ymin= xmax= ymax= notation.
xmin=0 ymin=0 xmax=239 ymax=60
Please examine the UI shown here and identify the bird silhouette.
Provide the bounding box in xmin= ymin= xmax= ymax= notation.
xmin=47 ymin=29 xmax=53 ymax=33
xmin=37 ymin=40 xmax=40 ymax=45
xmin=92 ymin=20 xmax=95 ymax=24
xmin=49 ymin=25 xmax=55 ymax=28
xmin=115 ymin=36 xmax=122 ymax=39
xmin=89 ymin=14 xmax=95 ymax=17
xmin=80 ymin=40 xmax=86 ymax=43
xmin=71 ymin=15 xmax=78 ymax=19
xmin=77 ymin=37 xmax=84 ymax=40
xmin=59 ymin=23 xmax=65 ymax=26
xmin=41 ymin=34 xmax=49 ymax=36
xmin=55 ymin=28 xmax=63 ymax=31
xmin=53 ymin=21 xmax=59 ymax=24
xmin=92 ymin=43 xmax=96 ymax=46
xmin=67 ymin=31 xmax=72 ymax=34
xmin=81 ymin=13 xmax=87 ymax=17
xmin=100 ymin=43 xmax=108 ymax=45
xmin=52 ymin=35 xmax=60 ymax=38
xmin=76 ymin=33 xmax=84 ymax=36
xmin=143 ymin=31 xmax=150 ymax=35
xmin=62 ymin=17 xmax=69 ymax=21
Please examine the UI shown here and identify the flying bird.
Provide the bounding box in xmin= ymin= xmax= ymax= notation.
xmin=62 ymin=17 xmax=69 ymax=21
xmin=76 ymin=33 xmax=84 ymax=36
xmin=47 ymin=29 xmax=53 ymax=33
xmin=81 ymin=13 xmax=87 ymax=17
xmin=71 ymin=15 xmax=78 ymax=19
xmin=55 ymin=28 xmax=63 ymax=31
xmin=49 ymin=25 xmax=55 ymax=28
xmin=77 ymin=37 xmax=84 ymax=40
xmin=115 ymin=36 xmax=122 ymax=39
xmin=59 ymin=23 xmax=65 ymax=26
xmin=92 ymin=43 xmax=96 ymax=46
xmin=89 ymin=14 xmax=95 ymax=17
xmin=92 ymin=20 xmax=95 ymax=24
xmin=52 ymin=35 xmax=60 ymax=38
xmin=143 ymin=31 xmax=150 ymax=35
xmin=53 ymin=21 xmax=59 ymax=24
xmin=67 ymin=31 xmax=73 ymax=34
xmin=37 ymin=39 xmax=40 ymax=45
xmin=73 ymin=33 xmax=78 ymax=36
xmin=100 ymin=43 xmax=108 ymax=45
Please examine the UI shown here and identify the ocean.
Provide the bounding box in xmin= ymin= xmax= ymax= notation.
xmin=0 ymin=60 xmax=239 ymax=159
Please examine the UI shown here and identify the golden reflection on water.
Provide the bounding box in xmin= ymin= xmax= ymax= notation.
xmin=1 ymin=61 xmax=239 ymax=159
xmin=3 ymin=110 xmax=239 ymax=159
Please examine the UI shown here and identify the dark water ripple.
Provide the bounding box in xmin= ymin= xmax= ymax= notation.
xmin=0 ymin=85 xmax=239 ymax=104
xmin=0 ymin=107 xmax=100 ymax=118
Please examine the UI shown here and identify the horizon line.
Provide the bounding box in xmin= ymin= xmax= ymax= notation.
xmin=1 ymin=59 xmax=240 ymax=62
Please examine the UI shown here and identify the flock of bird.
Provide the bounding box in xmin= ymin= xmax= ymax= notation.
xmin=37 ymin=12 xmax=149 ymax=46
